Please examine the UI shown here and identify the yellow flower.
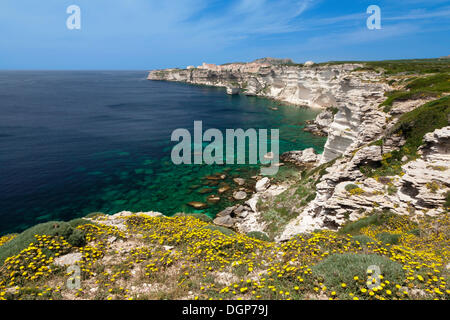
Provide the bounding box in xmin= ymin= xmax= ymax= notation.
xmin=341 ymin=283 xmax=347 ymax=288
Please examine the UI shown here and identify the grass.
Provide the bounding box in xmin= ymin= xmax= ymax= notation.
xmin=381 ymin=73 xmax=449 ymax=112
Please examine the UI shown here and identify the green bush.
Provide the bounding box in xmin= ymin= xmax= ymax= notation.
xmin=175 ymin=213 xmax=213 ymax=223
xmin=408 ymin=228 xmax=421 ymax=237
xmin=345 ymin=184 xmax=359 ymax=192
xmin=351 ymin=235 xmax=375 ymax=246
xmin=376 ymin=232 xmax=401 ymax=245
xmin=67 ymin=229 xmax=86 ymax=247
xmin=68 ymin=218 xmax=95 ymax=228
xmin=339 ymin=211 xmax=394 ymax=235
xmin=0 ymin=221 xmax=86 ymax=264
xmin=312 ymin=253 xmax=404 ymax=295
xmin=246 ymin=231 xmax=270 ymax=242
xmin=203 ymin=225 xmax=236 ymax=237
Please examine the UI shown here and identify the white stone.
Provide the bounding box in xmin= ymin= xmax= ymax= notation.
xmin=255 ymin=177 xmax=270 ymax=192
xmin=53 ymin=252 xmax=83 ymax=266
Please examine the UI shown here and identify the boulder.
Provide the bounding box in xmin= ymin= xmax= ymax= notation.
xmin=233 ymin=191 xmax=247 ymax=200
xmin=255 ymin=177 xmax=270 ymax=192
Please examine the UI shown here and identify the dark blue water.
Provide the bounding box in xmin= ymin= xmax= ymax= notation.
xmin=0 ymin=71 xmax=326 ymax=235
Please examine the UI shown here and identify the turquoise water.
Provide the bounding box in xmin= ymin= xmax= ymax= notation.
xmin=0 ymin=71 xmax=326 ymax=234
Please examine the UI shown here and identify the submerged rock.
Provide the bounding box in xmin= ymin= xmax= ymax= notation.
xmin=218 ymin=185 xmax=231 ymax=194
xmin=197 ymin=188 xmax=213 ymax=194
xmin=187 ymin=201 xmax=208 ymax=209
xmin=207 ymin=195 xmax=221 ymax=204
xmin=233 ymin=191 xmax=247 ymax=200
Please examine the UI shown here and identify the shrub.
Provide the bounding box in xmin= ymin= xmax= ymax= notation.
xmin=246 ymin=231 xmax=270 ymax=242
xmin=0 ymin=221 xmax=86 ymax=264
xmin=408 ymin=228 xmax=421 ymax=237
xmin=339 ymin=211 xmax=394 ymax=235
xmin=203 ymin=225 xmax=236 ymax=237
xmin=68 ymin=218 xmax=95 ymax=228
xmin=387 ymin=185 xmax=398 ymax=195
xmin=345 ymin=184 xmax=359 ymax=192
xmin=175 ymin=213 xmax=213 ymax=223
xmin=376 ymin=232 xmax=401 ymax=245
xmin=312 ymin=253 xmax=404 ymax=295
xmin=67 ymin=229 xmax=86 ymax=247
xmin=351 ymin=235 xmax=375 ymax=246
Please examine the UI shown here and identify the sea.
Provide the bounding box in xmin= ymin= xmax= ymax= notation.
xmin=0 ymin=71 xmax=326 ymax=235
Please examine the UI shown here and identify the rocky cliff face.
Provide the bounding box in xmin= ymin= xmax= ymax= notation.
xmin=148 ymin=61 xmax=389 ymax=163
xmin=149 ymin=59 xmax=448 ymax=240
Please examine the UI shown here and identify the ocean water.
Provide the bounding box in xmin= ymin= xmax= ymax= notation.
xmin=0 ymin=71 xmax=326 ymax=235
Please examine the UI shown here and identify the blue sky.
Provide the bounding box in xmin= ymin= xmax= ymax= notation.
xmin=1 ymin=0 xmax=449 ymax=69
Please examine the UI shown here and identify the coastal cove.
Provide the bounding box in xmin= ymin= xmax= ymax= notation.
xmin=0 ymin=71 xmax=326 ymax=235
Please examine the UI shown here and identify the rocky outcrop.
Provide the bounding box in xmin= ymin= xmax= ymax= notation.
xmin=213 ymin=178 xmax=288 ymax=234
xmin=281 ymin=148 xmax=319 ymax=166
xmin=304 ymin=108 xmax=334 ymax=136
xmin=279 ymin=126 xmax=450 ymax=240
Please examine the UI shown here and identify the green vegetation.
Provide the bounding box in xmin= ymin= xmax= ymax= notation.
xmin=0 ymin=221 xmax=86 ymax=264
xmin=312 ymin=253 xmax=404 ymax=298
xmin=345 ymin=184 xmax=359 ymax=192
xmin=246 ymin=231 xmax=270 ymax=242
xmin=339 ymin=211 xmax=395 ymax=235
xmin=376 ymin=232 xmax=401 ymax=245
xmin=387 ymin=184 xmax=398 ymax=195
xmin=202 ymin=225 xmax=236 ymax=237
xmin=360 ymin=96 xmax=450 ymax=177
xmin=175 ymin=212 xmax=213 ymax=223
xmin=351 ymin=235 xmax=375 ymax=246
xmin=381 ymin=73 xmax=449 ymax=112
xmin=445 ymin=191 xmax=450 ymax=210
xmin=354 ymin=58 xmax=450 ymax=75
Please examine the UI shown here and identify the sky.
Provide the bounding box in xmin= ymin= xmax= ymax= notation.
xmin=0 ymin=0 xmax=449 ymax=69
